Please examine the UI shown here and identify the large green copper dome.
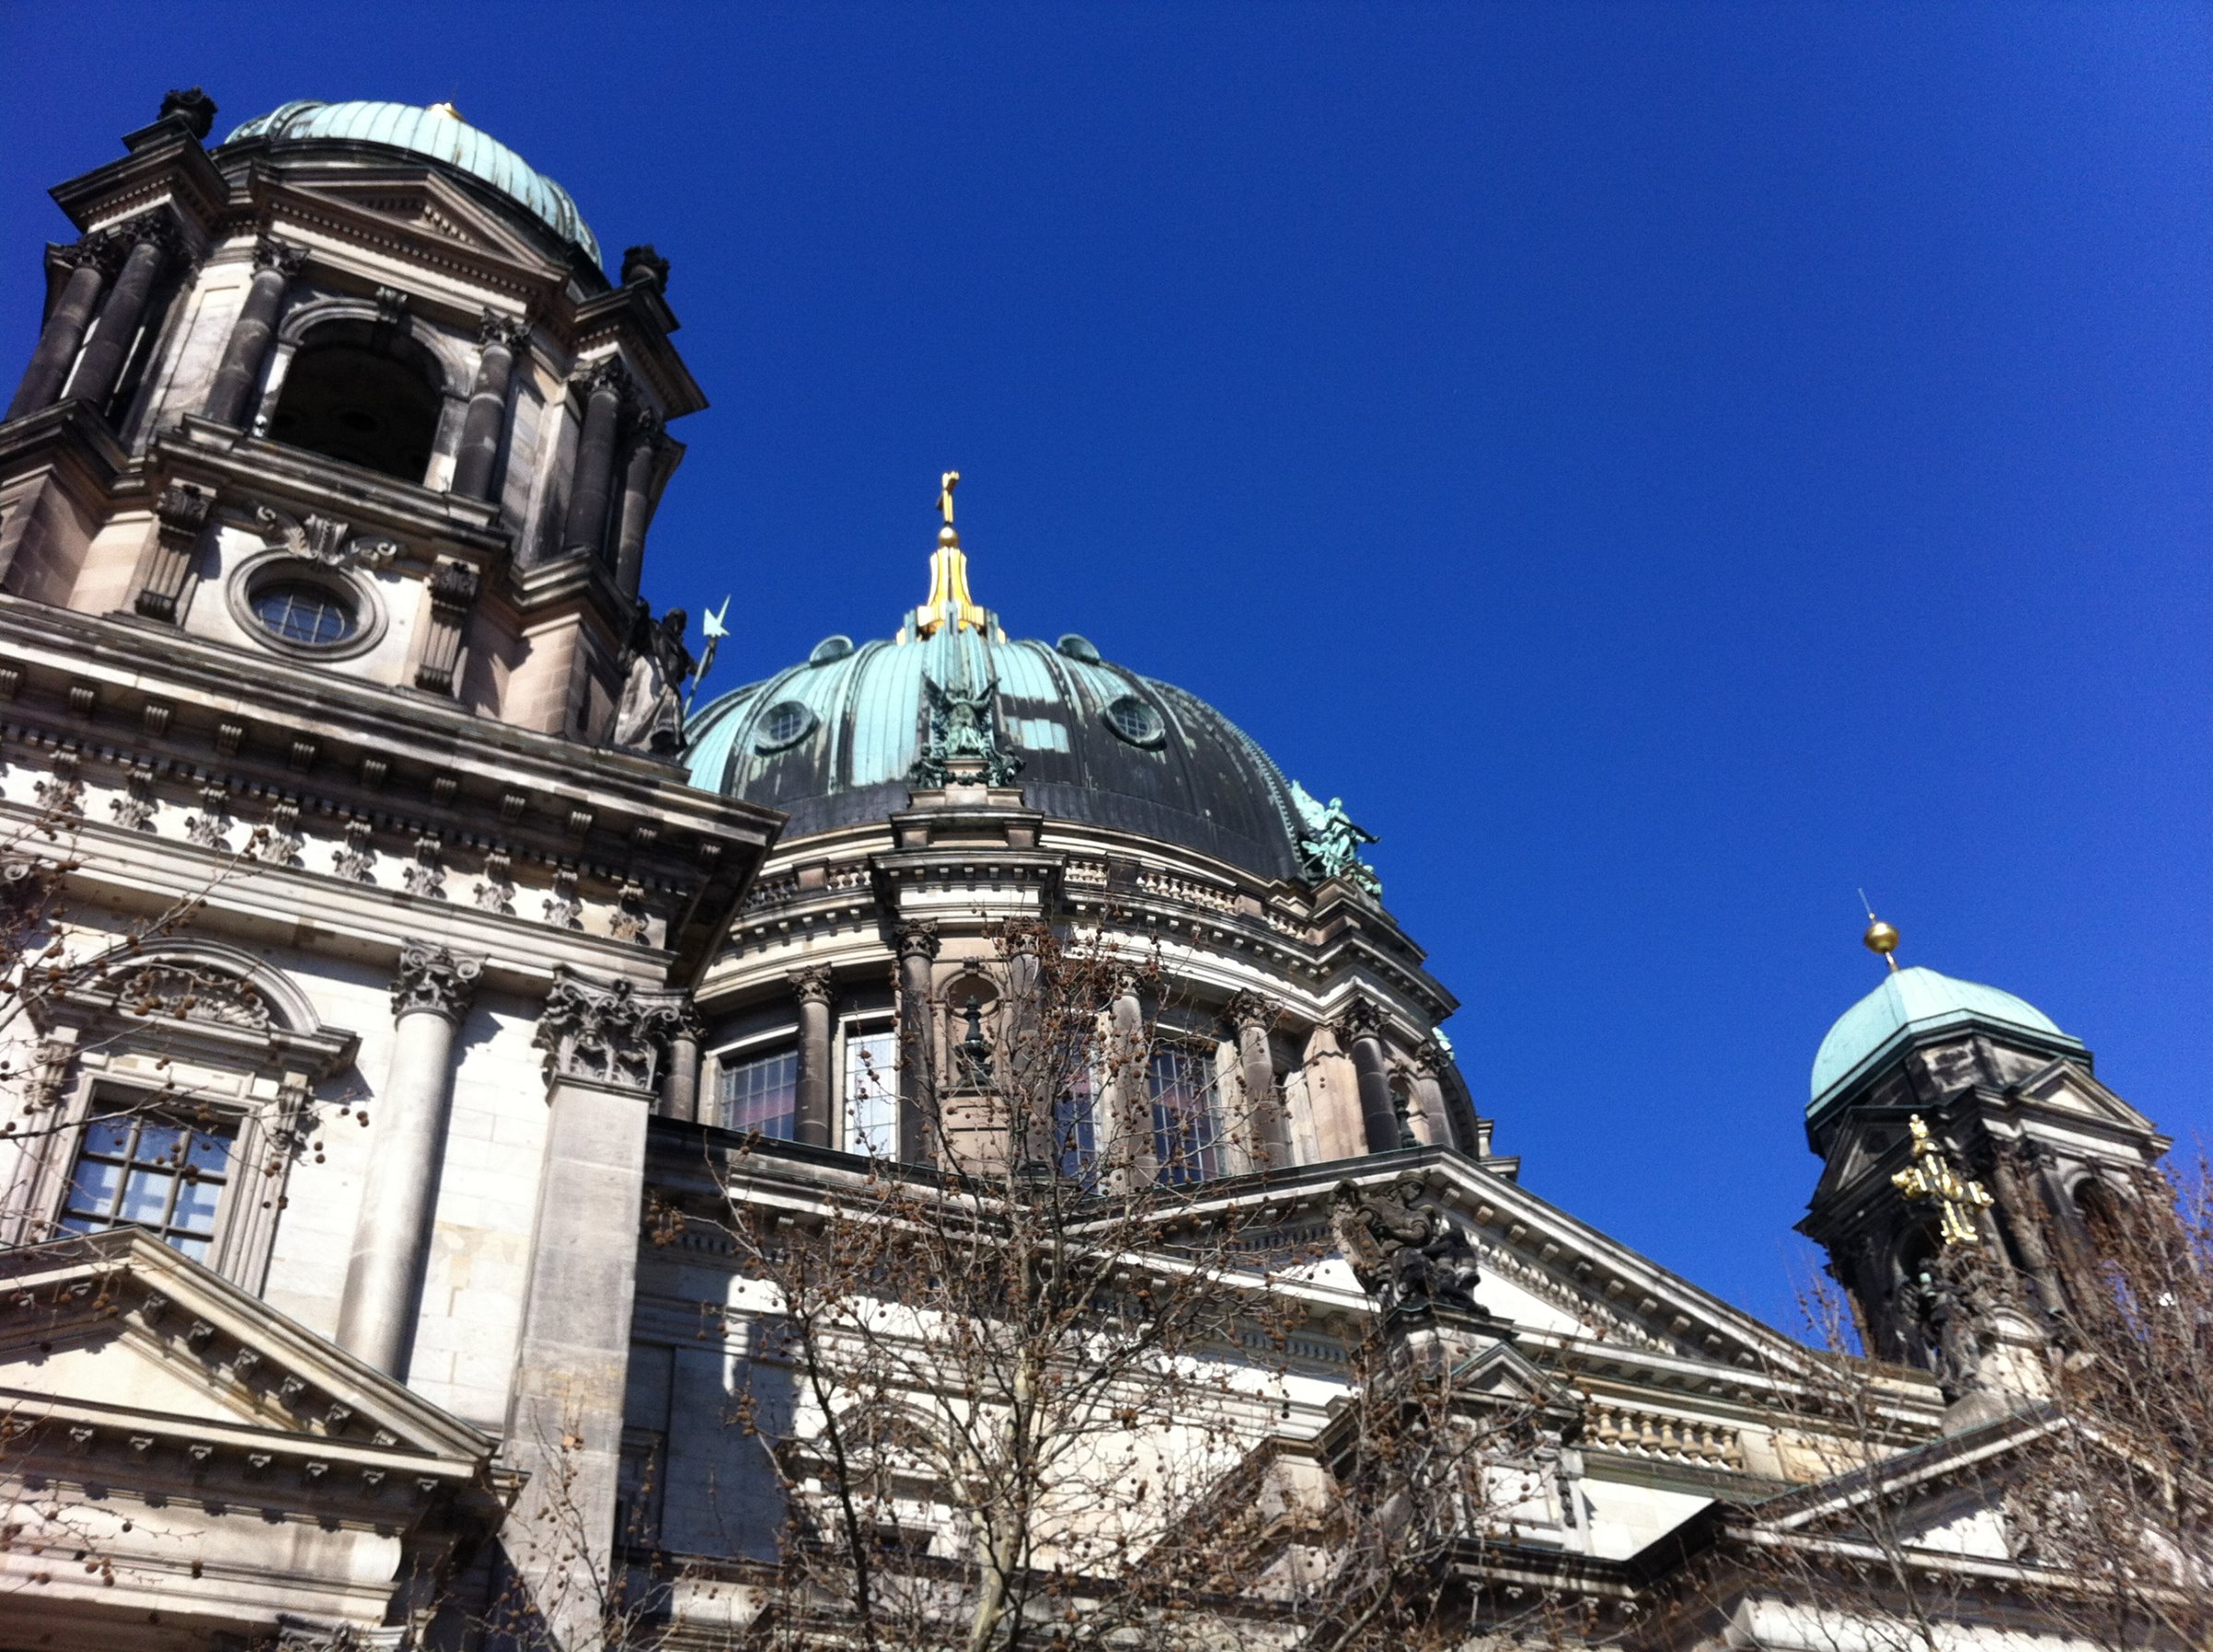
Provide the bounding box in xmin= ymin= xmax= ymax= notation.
xmin=219 ymin=100 xmax=601 ymax=266
xmin=686 ymin=571 xmax=1341 ymax=885
xmin=1808 ymin=965 xmax=2082 ymax=1118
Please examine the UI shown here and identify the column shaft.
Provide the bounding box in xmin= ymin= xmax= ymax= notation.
xmin=1344 ymin=1019 xmax=1404 ymax=1153
xmin=1102 ymin=981 xmax=1156 ymax=1187
xmin=610 ymin=413 xmax=662 ymax=596
xmin=660 ymin=1022 xmax=703 ymax=1123
xmin=202 ymin=253 xmax=293 ymax=428
xmin=562 ymin=367 xmax=625 ymax=560
xmin=793 ymin=968 xmax=834 ymax=1149
xmin=451 ymin=316 xmax=523 ymax=500
xmin=69 ymin=231 xmax=168 ymax=410
xmin=1236 ymin=1016 xmax=1291 ymax=1169
xmin=7 ymin=254 xmax=108 ymax=422
xmin=895 ymin=925 xmax=939 ymax=1164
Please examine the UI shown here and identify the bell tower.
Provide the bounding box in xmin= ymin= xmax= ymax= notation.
xmin=0 ymin=89 xmax=701 ymax=744
xmin=1798 ymin=916 xmax=2168 ymax=1384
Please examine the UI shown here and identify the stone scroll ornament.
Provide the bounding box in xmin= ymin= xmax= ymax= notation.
xmin=1331 ymin=1174 xmax=1483 ymax=1315
xmin=533 ymin=968 xmax=688 ymax=1093
xmin=252 ymin=503 xmax=402 ymax=571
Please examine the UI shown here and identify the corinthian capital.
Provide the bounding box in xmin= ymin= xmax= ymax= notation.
xmin=533 ymin=966 xmax=687 ymax=1094
xmin=391 ymin=940 xmax=485 ymax=1023
xmin=252 ymin=237 xmax=307 ymax=276
xmin=1224 ymin=990 xmax=1282 ymax=1032
xmin=893 ymin=919 xmax=941 ymax=964
xmin=789 ymin=965 xmax=835 ymax=1006
xmin=1334 ymin=995 xmax=1385 ymax=1042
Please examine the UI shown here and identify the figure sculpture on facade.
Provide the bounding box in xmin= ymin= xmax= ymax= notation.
xmin=1291 ymin=779 xmax=1383 ymax=897
xmin=1908 ymin=1251 xmax=1995 ymax=1403
xmin=909 ymin=674 xmax=1024 ymax=786
xmin=612 ymin=606 xmax=693 ymax=754
xmin=1332 ymin=1175 xmax=1484 ymax=1314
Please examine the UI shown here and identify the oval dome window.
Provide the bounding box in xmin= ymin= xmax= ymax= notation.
xmin=1103 ymin=695 xmax=1166 ymax=749
xmin=754 ymin=700 xmax=818 ymax=753
xmin=1057 ymin=633 xmax=1102 ymax=664
xmin=810 ymin=634 xmax=855 ymax=666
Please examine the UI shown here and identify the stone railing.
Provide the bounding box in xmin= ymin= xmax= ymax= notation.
xmin=1587 ymin=1401 xmax=1744 ymax=1470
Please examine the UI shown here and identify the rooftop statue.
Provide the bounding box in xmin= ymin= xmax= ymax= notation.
xmin=1291 ymin=779 xmax=1383 ymax=897
xmin=613 ymin=607 xmax=693 ymax=756
xmin=1332 ymin=1174 xmax=1483 ymax=1316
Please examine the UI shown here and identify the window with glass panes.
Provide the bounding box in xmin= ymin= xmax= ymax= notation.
xmin=1053 ymin=1064 xmax=1098 ymax=1185
xmin=1148 ymin=1045 xmax=1224 ymax=1185
xmin=843 ymin=1024 xmax=898 ymax=1157
xmin=717 ymin=1044 xmax=798 ymax=1138
xmin=59 ymin=1112 xmax=234 ymax=1260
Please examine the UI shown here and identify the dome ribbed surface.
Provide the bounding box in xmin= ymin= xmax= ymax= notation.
xmin=219 ymin=100 xmax=600 ymax=266
xmin=1808 ymin=965 xmax=2079 ymax=1115
xmin=687 ymin=624 xmax=1312 ymax=882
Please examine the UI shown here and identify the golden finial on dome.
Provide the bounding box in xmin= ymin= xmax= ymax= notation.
xmin=911 ymin=469 xmax=988 ymax=639
xmin=427 ymin=100 xmax=464 ymax=121
xmin=1859 ymin=890 xmax=1900 ymax=973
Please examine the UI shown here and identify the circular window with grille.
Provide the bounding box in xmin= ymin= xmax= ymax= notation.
xmin=754 ymin=700 xmax=818 ymax=753
xmin=250 ymin=580 xmax=358 ymax=647
xmin=1103 ymin=695 xmax=1166 ymax=749
xmin=229 ymin=554 xmax=385 ymax=662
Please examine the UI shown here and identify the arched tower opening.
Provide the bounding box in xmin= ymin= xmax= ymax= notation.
xmin=268 ymin=322 xmax=444 ymax=483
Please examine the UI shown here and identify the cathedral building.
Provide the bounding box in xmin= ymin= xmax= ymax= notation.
xmin=0 ymin=91 xmax=2182 ymax=1651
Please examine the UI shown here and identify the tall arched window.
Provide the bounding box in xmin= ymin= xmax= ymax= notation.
xmin=268 ymin=322 xmax=444 ymax=483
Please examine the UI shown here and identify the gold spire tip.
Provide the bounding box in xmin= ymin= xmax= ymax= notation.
xmin=1863 ymin=915 xmax=1900 ymax=972
xmin=427 ymin=100 xmax=463 ymax=120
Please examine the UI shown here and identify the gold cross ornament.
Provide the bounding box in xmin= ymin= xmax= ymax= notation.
xmin=1891 ymin=1115 xmax=1994 ymax=1248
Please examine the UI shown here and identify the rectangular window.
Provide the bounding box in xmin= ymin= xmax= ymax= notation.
xmin=717 ymin=1044 xmax=799 ymax=1139
xmin=1149 ymin=1046 xmax=1224 ymax=1186
xmin=1053 ymin=1065 xmax=1098 ymax=1186
xmin=58 ymin=1112 xmax=235 ymax=1261
xmin=844 ymin=1024 xmax=899 ymax=1158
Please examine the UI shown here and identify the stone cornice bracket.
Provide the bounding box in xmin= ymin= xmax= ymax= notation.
xmin=252 ymin=236 xmax=307 ymax=276
xmin=789 ymin=964 xmax=835 ymax=1005
xmin=1225 ymin=990 xmax=1282 ymax=1032
xmin=533 ymin=966 xmax=686 ymax=1095
xmin=893 ymin=919 xmax=941 ymax=963
xmin=134 ymin=480 xmax=216 ymax=620
xmin=390 ymin=940 xmax=485 ymax=1026
xmin=414 ymin=560 xmax=481 ymax=695
xmin=252 ymin=502 xmax=403 ymax=571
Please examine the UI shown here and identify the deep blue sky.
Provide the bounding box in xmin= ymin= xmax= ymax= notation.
xmin=6 ymin=5 xmax=2209 ymax=1329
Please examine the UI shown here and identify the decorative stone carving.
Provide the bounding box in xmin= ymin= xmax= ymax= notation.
xmin=533 ymin=968 xmax=686 ymax=1093
xmin=110 ymin=765 xmax=158 ymax=832
xmin=253 ymin=504 xmax=402 ymax=571
xmin=158 ymin=87 xmax=218 ymax=140
xmin=473 ymin=849 xmax=516 ymax=915
xmin=477 ymin=308 xmax=532 ymax=350
xmin=373 ymin=285 xmax=410 ymax=324
xmin=258 ymin=798 xmax=304 ymax=867
xmin=390 ymin=941 xmax=483 ymax=1024
xmin=894 ymin=918 xmax=941 ymax=963
xmin=611 ymin=608 xmax=692 ymax=754
xmin=791 ymin=965 xmax=835 ymax=1006
xmin=402 ymin=834 xmax=445 ymax=900
xmin=1289 ymin=779 xmax=1382 ymax=897
xmin=1907 ymin=1249 xmax=1997 ymax=1403
xmin=333 ymin=819 xmax=376 ymax=882
xmin=909 ymin=674 xmax=1023 ymax=787
xmin=412 ymin=560 xmax=479 ymax=695
xmin=1332 ymin=1176 xmax=1485 ymax=1315
xmin=541 ymin=867 xmax=582 ymax=929
xmin=609 ymin=880 xmax=651 ymax=944
xmin=135 ymin=481 xmax=215 ymax=621
xmin=252 ymin=237 xmax=307 ymax=277
xmin=32 ymin=750 xmax=83 ymax=818
xmin=99 ymin=962 xmax=273 ymax=1029
xmin=621 ymin=244 xmax=671 ymax=292
xmin=1225 ymin=990 xmax=1281 ymax=1032
xmin=183 ymin=785 xmax=231 ymax=851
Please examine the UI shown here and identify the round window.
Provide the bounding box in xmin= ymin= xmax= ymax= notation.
xmin=251 ymin=580 xmax=358 ymax=648
xmin=755 ymin=700 xmax=818 ymax=753
xmin=1103 ymin=695 xmax=1166 ymax=749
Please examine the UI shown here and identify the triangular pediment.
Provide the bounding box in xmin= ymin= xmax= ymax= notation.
xmin=0 ymin=1229 xmax=496 ymax=1482
xmin=2011 ymin=1058 xmax=2161 ymax=1139
xmin=272 ymin=169 xmax=570 ymax=277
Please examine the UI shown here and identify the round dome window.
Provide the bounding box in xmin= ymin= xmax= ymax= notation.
xmin=1057 ymin=633 xmax=1102 ymax=664
xmin=754 ymin=700 xmax=818 ymax=754
xmin=1103 ymin=695 xmax=1166 ymax=749
xmin=251 ymin=580 xmax=358 ymax=648
xmin=810 ymin=634 xmax=855 ymax=666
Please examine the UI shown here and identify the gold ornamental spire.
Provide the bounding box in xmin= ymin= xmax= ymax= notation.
xmin=1860 ymin=891 xmax=1900 ymax=974
xmin=911 ymin=469 xmax=989 ymax=639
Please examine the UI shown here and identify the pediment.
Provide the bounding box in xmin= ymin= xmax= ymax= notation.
xmin=0 ymin=1229 xmax=496 ymax=1495
xmin=2011 ymin=1059 xmax=2160 ymax=1138
xmin=274 ymin=170 xmax=569 ymax=277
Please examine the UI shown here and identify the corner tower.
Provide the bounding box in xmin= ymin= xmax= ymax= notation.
xmin=1798 ymin=917 xmax=2168 ymax=1372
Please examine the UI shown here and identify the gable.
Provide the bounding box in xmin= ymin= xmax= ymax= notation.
xmin=273 ymin=170 xmax=572 ymax=281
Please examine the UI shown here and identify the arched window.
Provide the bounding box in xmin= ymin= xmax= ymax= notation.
xmin=268 ymin=324 xmax=444 ymax=483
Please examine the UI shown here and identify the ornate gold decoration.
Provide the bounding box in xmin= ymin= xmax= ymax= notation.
xmin=1892 ymin=1115 xmax=1994 ymax=1248
xmin=911 ymin=469 xmax=990 ymax=639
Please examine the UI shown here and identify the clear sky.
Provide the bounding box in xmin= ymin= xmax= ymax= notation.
xmin=5 ymin=4 xmax=2208 ymax=1329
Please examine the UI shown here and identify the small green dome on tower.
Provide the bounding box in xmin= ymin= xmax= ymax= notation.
xmin=1808 ymin=964 xmax=2081 ymax=1120
xmin=219 ymin=100 xmax=601 ymax=266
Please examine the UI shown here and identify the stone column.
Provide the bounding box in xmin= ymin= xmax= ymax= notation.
xmin=1100 ymin=974 xmax=1156 ymax=1187
xmin=450 ymin=310 xmax=529 ymax=501
xmin=658 ymin=1000 xmax=704 ymax=1124
xmin=1226 ymin=992 xmax=1292 ymax=1171
xmin=6 ymin=235 xmax=112 ymax=422
xmin=561 ymin=358 xmax=628 ymax=561
xmin=894 ymin=921 xmax=940 ymax=1164
xmin=610 ymin=409 xmax=664 ymax=597
xmin=67 ymin=216 xmax=175 ymax=411
xmin=791 ymin=965 xmax=834 ymax=1149
xmin=336 ymin=940 xmax=483 ymax=1376
xmin=201 ymin=238 xmax=303 ymax=429
xmin=510 ymin=967 xmax=684 ymax=1649
xmin=1339 ymin=997 xmax=1409 ymax=1153
xmin=1407 ymin=1043 xmax=1452 ymax=1149
xmin=1986 ymin=1148 xmax=2069 ymax=1320
xmin=1001 ymin=931 xmax=1052 ymax=1167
